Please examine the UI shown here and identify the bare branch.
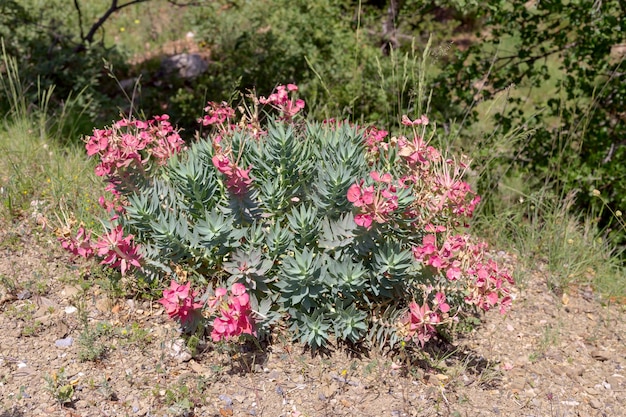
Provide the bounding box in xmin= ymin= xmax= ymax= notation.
xmin=166 ymin=0 xmax=206 ymax=6
xmin=73 ymin=0 xmax=85 ymax=41
xmin=76 ymin=0 xmax=151 ymax=51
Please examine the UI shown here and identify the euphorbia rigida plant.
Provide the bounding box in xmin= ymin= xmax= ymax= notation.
xmin=60 ymin=84 xmax=513 ymax=350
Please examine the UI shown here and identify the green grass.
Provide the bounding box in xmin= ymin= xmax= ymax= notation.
xmin=0 ymin=52 xmax=103 ymax=230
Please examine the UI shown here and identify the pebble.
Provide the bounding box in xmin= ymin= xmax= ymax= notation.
xmin=219 ymin=394 xmax=233 ymax=406
xmin=590 ymin=349 xmax=610 ymax=361
xmin=589 ymin=398 xmax=603 ymax=409
xmin=164 ymin=338 xmax=192 ymax=362
xmin=607 ymin=375 xmax=622 ymax=388
xmin=54 ymin=337 xmax=73 ymax=348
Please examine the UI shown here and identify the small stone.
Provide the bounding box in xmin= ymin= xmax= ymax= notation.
xmin=64 ymin=306 xmax=77 ymax=314
xmin=17 ymin=290 xmax=31 ymax=300
xmin=607 ymin=375 xmax=623 ymax=388
xmin=219 ymin=394 xmax=233 ymax=406
xmin=165 ymin=338 xmax=192 ymax=362
xmin=566 ymin=367 xmax=584 ymax=380
xmin=95 ymin=296 xmax=114 ymax=313
xmin=54 ymin=337 xmax=73 ymax=348
xmin=62 ymin=285 xmax=80 ymax=298
xmin=590 ymin=349 xmax=610 ymax=361
xmin=589 ymin=398 xmax=603 ymax=409
xmin=509 ymin=377 xmax=526 ymax=393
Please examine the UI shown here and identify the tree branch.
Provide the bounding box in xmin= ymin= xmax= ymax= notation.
xmin=73 ymin=0 xmax=85 ymax=41
xmin=494 ymin=42 xmax=577 ymax=73
xmin=75 ymin=0 xmax=151 ymax=52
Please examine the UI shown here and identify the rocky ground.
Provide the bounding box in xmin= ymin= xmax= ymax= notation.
xmin=0 ymin=219 xmax=624 ymax=417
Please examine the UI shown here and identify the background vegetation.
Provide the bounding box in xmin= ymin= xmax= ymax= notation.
xmin=1 ymin=0 xmax=624 ymax=301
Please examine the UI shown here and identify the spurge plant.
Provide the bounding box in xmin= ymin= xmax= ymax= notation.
xmin=60 ymin=84 xmax=513 ymax=350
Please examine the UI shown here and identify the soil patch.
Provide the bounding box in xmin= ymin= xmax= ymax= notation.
xmin=0 ymin=219 xmax=624 ymax=416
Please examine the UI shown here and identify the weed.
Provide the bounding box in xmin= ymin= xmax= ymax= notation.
xmin=21 ymin=321 xmax=44 ymax=337
xmin=97 ymin=377 xmax=117 ymax=401
xmin=0 ymin=274 xmax=18 ymax=296
xmin=77 ymin=321 xmax=114 ymax=362
xmin=162 ymin=384 xmax=194 ymax=416
xmin=6 ymin=302 xmax=36 ymax=321
xmin=44 ymin=367 xmax=74 ymax=405
xmin=0 ymin=233 xmax=21 ymax=251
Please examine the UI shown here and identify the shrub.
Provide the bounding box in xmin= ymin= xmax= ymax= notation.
xmin=60 ymin=85 xmax=513 ymax=351
xmin=433 ymin=0 xmax=626 ymax=255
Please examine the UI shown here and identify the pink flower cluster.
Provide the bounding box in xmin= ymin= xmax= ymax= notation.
xmin=413 ymin=231 xmax=513 ymax=313
xmin=198 ymin=101 xmax=236 ymax=127
xmin=85 ymin=115 xmax=186 ymax=178
xmin=363 ymin=126 xmax=389 ymax=156
xmin=59 ymin=226 xmax=94 ymax=258
xmin=208 ymin=283 xmax=256 ymax=342
xmin=94 ymin=225 xmax=142 ymax=276
xmin=347 ymin=171 xmax=401 ymax=229
xmin=259 ymin=84 xmax=305 ymax=119
xmin=401 ymin=114 xmax=429 ymax=127
xmin=212 ymin=153 xmax=253 ymax=195
xmin=399 ymin=292 xmax=450 ymax=347
xmin=58 ymin=225 xmax=142 ymax=276
xmin=391 ymin=119 xmax=481 ymax=227
xmin=158 ymin=280 xmax=203 ymax=325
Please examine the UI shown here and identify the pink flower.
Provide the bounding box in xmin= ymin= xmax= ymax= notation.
xmin=259 ymin=84 xmax=305 ymax=119
xmin=434 ymin=292 xmax=450 ymax=313
xmin=370 ymin=171 xmax=392 ymax=183
xmin=59 ymin=227 xmax=94 ymax=259
xmin=209 ymin=283 xmax=256 ymax=342
xmin=85 ymin=130 xmax=110 ymax=156
xmin=354 ymin=213 xmax=373 ymax=229
xmin=401 ymin=114 xmax=430 ymax=127
xmin=400 ymin=301 xmax=436 ymax=347
xmin=93 ymin=225 xmax=142 ymax=276
xmin=158 ymin=280 xmax=203 ymax=325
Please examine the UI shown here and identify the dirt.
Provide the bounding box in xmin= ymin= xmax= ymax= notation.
xmin=0 ymin=217 xmax=625 ymax=417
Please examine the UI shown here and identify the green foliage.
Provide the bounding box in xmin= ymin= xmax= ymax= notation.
xmin=174 ymin=0 xmax=446 ymax=129
xmin=0 ymin=0 xmax=131 ymax=139
xmin=119 ymin=118 xmax=468 ymax=349
xmin=434 ymin=0 xmax=626 ymax=254
xmin=44 ymin=367 xmax=74 ymax=405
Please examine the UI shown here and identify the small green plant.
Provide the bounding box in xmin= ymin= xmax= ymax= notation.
xmin=97 ymin=376 xmax=116 ymax=401
xmin=77 ymin=321 xmax=113 ymax=362
xmin=162 ymin=384 xmax=194 ymax=416
xmin=44 ymin=367 xmax=74 ymax=405
xmin=0 ymin=273 xmax=18 ymax=295
xmin=21 ymin=321 xmax=44 ymax=337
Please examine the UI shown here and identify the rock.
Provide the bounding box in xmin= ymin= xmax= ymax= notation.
xmin=590 ymin=349 xmax=610 ymax=361
xmin=589 ymin=398 xmax=603 ymax=409
xmin=54 ymin=337 xmax=73 ymax=348
xmin=165 ymin=338 xmax=192 ymax=362
xmin=161 ymin=54 xmax=208 ymax=79
xmin=509 ymin=377 xmax=526 ymax=393
xmin=95 ymin=296 xmax=114 ymax=313
xmin=565 ymin=367 xmax=584 ymax=380
xmin=606 ymin=375 xmax=623 ymax=388
xmin=62 ymin=285 xmax=81 ymax=298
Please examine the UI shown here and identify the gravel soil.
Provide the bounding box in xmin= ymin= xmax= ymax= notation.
xmin=1 ymin=220 xmax=624 ymax=417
